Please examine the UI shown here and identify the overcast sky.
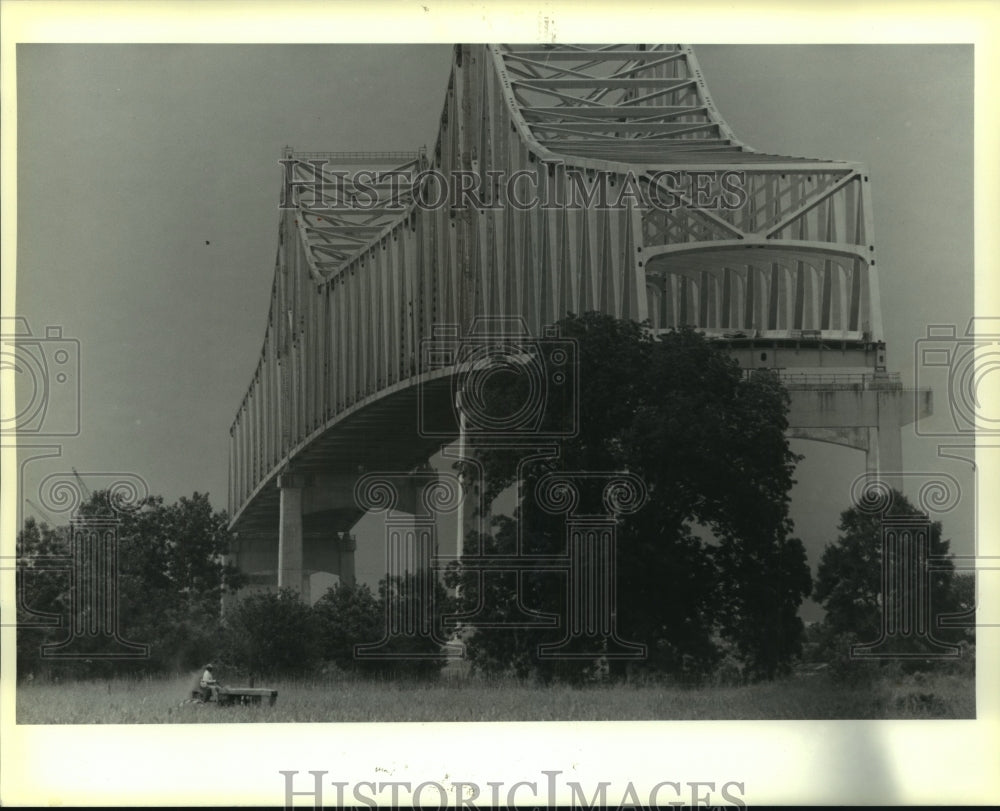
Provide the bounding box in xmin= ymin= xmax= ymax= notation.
xmin=13 ymin=44 xmax=975 ymax=608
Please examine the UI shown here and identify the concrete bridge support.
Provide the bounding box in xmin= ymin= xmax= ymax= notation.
xmin=225 ymin=469 xmax=444 ymax=609
xmin=786 ymin=383 xmax=932 ymax=493
xmin=277 ymin=473 xmax=306 ymax=597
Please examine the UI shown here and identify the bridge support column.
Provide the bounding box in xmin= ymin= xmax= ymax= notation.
xmin=353 ymin=469 xmax=461 ymax=660
xmin=875 ymin=390 xmax=905 ymax=493
xmin=863 ymin=390 xmax=908 ymax=493
xmin=278 ymin=473 xmax=306 ymax=598
xmin=337 ymin=533 xmax=357 ymax=587
xmin=866 ymin=426 xmax=902 ymax=491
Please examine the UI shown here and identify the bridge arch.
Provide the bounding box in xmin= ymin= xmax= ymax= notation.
xmin=226 ymin=44 xmax=928 ymax=603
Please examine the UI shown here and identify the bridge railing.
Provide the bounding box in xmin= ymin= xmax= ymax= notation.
xmin=774 ymin=371 xmax=901 ymax=390
xmin=289 ymin=150 xmax=425 ymax=164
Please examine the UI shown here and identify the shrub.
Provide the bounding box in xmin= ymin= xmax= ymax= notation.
xmin=220 ymin=588 xmax=318 ymax=678
xmin=311 ymin=582 xmax=384 ymax=674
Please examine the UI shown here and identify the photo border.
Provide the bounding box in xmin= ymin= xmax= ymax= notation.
xmin=2 ymin=0 xmax=998 ymax=806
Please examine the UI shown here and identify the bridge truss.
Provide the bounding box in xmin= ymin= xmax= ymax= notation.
xmin=228 ymin=45 xmax=922 ymax=593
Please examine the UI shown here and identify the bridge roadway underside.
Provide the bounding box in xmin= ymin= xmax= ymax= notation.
xmin=226 ymin=376 xmax=457 ymax=605
xmin=227 ymin=356 xmax=930 ymax=605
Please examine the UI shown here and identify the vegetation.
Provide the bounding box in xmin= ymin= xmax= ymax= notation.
xmin=225 ymin=575 xmax=455 ymax=681
xmin=16 ymin=490 xmax=241 ymax=679
xmin=811 ymin=488 xmax=974 ymax=680
xmin=220 ymin=588 xmax=319 ymax=678
xmin=15 ymin=669 xmax=974 ymax=724
xmin=14 ymin=315 xmax=977 ymax=720
xmin=447 ymin=313 xmax=811 ymax=683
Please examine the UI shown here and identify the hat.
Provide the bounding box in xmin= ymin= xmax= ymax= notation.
xmin=205 ymin=663 xmax=214 ymax=670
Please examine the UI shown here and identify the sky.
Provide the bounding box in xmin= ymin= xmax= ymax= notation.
xmin=11 ymin=43 xmax=975 ymax=616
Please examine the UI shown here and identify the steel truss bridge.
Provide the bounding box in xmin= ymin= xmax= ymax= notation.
xmin=227 ymin=45 xmax=930 ymax=600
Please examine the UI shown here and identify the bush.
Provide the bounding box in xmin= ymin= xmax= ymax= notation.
xmin=312 ymin=582 xmax=384 ymax=674
xmin=221 ymin=588 xmax=318 ymax=678
xmin=825 ymin=639 xmax=889 ymax=688
xmin=365 ymin=574 xmax=454 ymax=681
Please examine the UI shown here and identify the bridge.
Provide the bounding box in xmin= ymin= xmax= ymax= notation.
xmin=226 ymin=44 xmax=930 ymax=603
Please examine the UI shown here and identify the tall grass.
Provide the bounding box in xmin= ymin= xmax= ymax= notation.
xmin=15 ymin=670 xmax=974 ymax=724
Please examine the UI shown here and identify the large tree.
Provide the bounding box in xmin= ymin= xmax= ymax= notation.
xmin=311 ymin=582 xmax=384 ymax=673
xmin=814 ymin=489 xmax=967 ymax=654
xmin=310 ymin=575 xmax=452 ymax=679
xmin=448 ymin=313 xmax=812 ymax=682
xmin=220 ymin=587 xmax=318 ymax=678
xmin=16 ymin=490 xmax=242 ymax=677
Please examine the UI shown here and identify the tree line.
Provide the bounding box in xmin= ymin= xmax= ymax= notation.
xmin=16 ymin=314 xmax=974 ymax=684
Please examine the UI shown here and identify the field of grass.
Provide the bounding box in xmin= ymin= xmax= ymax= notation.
xmin=15 ymin=670 xmax=975 ymax=724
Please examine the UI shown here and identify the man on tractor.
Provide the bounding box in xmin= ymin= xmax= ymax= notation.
xmin=197 ymin=663 xmax=221 ymax=702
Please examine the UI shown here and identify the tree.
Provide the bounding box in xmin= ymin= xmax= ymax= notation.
xmin=950 ymin=572 xmax=976 ymax=633
xmin=221 ymin=587 xmax=318 ymax=678
xmin=367 ymin=573 xmax=455 ymax=679
xmin=813 ymin=489 xmax=965 ymax=659
xmin=311 ymin=582 xmax=384 ymax=674
xmin=16 ymin=490 xmax=242 ymax=678
xmin=308 ymin=575 xmax=455 ymax=680
xmin=15 ymin=517 xmax=70 ymax=679
xmin=450 ymin=313 xmax=812 ymax=682
xmin=444 ymin=516 xmax=614 ymax=684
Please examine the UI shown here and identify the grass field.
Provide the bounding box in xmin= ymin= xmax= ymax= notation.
xmin=15 ymin=670 xmax=975 ymax=724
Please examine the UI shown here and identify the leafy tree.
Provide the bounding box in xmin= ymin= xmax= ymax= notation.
xmin=220 ymin=587 xmax=318 ymax=678
xmin=15 ymin=518 xmax=70 ymax=679
xmin=450 ymin=313 xmax=812 ymax=682
xmin=291 ymin=574 xmax=454 ymax=681
xmin=84 ymin=490 xmax=242 ymax=673
xmin=813 ymin=489 xmax=966 ymax=659
xmin=367 ymin=573 xmax=455 ymax=679
xmin=16 ymin=490 xmax=242 ymax=678
xmin=949 ymin=572 xmax=976 ymax=632
xmin=445 ymin=516 xmax=612 ymax=684
xmin=312 ymin=582 xmax=384 ymax=673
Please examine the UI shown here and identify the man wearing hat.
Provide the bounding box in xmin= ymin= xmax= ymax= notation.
xmin=199 ymin=663 xmax=220 ymax=702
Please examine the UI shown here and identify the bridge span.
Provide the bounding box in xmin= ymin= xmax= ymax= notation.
xmin=227 ymin=45 xmax=929 ymax=602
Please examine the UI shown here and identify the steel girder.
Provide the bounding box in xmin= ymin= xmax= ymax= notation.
xmin=228 ymin=44 xmax=887 ymax=528
xmin=489 ymin=45 xmax=881 ymax=342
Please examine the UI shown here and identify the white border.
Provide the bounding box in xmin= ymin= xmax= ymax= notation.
xmin=2 ymin=1 xmax=998 ymax=806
